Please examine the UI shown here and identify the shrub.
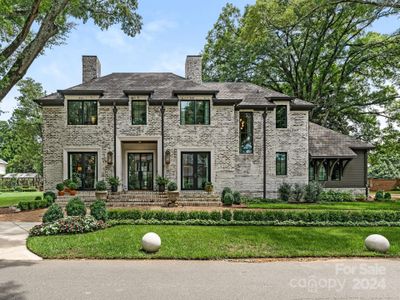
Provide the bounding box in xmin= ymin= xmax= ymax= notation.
xmin=43 ymin=191 xmax=56 ymax=202
xmin=66 ymin=197 xmax=86 ymax=216
xmin=30 ymin=216 xmax=106 ymax=236
xmin=44 ymin=195 xmax=54 ymax=206
xmin=56 ymin=183 xmax=64 ymax=192
xmin=384 ymin=192 xmax=392 ymax=200
xmin=90 ymin=200 xmax=108 ymax=221
xmin=222 ymin=210 xmax=232 ymax=221
xmin=18 ymin=199 xmax=48 ymax=211
xmin=221 ymin=187 xmax=232 ymax=201
xmin=68 ymin=182 xmax=78 ymax=190
xmin=210 ymin=211 xmax=222 ymax=221
xmin=319 ymin=190 xmax=354 ymax=202
xmin=278 ymin=182 xmax=292 ymax=201
xmin=15 ymin=186 xmax=23 ymax=192
xmin=42 ymin=204 xmax=64 ymax=223
xmin=34 ymin=196 xmax=42 ymax=200
xmin=223 ymin=193 xmax=234 ymax=206
xmin=95 ymin=181 xmax=107 ymax=191
xmin=167 ymin=181 xmax=177 ymax=191
xmin=304 ymin=182 xmax=323 ymax=203
xmin=292 ymin=184 xmax=304 ymax=202
xmin=232 ymin=191 xmax=241 ymax=205
xmin=375 ymin=191 xmax=384 ymax=201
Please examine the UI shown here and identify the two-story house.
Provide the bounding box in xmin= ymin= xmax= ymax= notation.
xmin=35 ymin=55 xmax=373 ymax=201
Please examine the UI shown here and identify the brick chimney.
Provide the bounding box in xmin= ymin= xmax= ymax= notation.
xmin=82 ymin=55 xmax=101 ymax=83
xmin=185 ymin=55 xmax=202 ymax=84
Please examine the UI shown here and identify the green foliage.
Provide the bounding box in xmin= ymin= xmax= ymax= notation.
xmin=167 ymin=181 xmax=177 ymax=191
xmin=319 ymin=190 xmax=355 ymax=202
xmin=222 ymin=210 xmax=232 ymax=221
xmin=30 ymin=216 xmax=106 ymax=236
xmin=0 ymin=79 xmax=44 ymax=173
xmin=107 ymin=176 xmax=121 ymax=187
xmin=221 ymin=187 xmax=232 ymax=201
xmin=203 ymin=1 xmax=400 ymax=140
xmin=15 ymin=186 xmax=22 ymax=192
xmin=44 ymin=195 xmax=54 ymax=206
xmin=67 ymin=182 xmax=78 ymax=190
xmin=223 ymin=193 xmax=234 ymax=206
xmin=18 ymin=199 xmax=48 ymax=211
xmin=66 ymin=197 xmax=86 ymax=217
xmin=155 ymin=176 xmax=169 ymax=186
xmin=56 ymin=183 xmax=64 ymax=192
xmin=384 ymin=192 xmax=392 ymax=200
xmin=292 ymin=184 xmax=304 ymax=202
xmin=34 ymin=196 xmax=42 ymax=200
xmin=95 ymin=181 xmax=107 ymax=191
xmin=90 ymin=200 xmax=108 ymax=221
xmin=278 ymin=183 xmax=292 ymax=201
xmin=42 ymin=204 xmax=64 ymax=223
xmin=304 ymin=182 xmax=323 ymax=203
xmin=375 ymin=191 xmax=385 ymax=201
xmin=232 ymin=191 xmax=241 ymax=205
xmin=43 ymin=191 xmax=56 ymax=202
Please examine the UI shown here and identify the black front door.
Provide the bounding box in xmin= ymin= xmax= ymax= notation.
xmin=68 ymin=152 xmax=97 ymax=190
xmin=181 ymin=152 xmax=211 ymax=190
xmin=128 ymin=153 xmax=154 ymax=190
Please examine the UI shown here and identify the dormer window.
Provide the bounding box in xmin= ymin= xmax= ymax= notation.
xmin=180 ymin=100 xmax=210 ymax=125
xmin=68 ymin=100 xmax=97 ymax=125
xmin=276 ymin=105 xmax=287 ymax=128
xmin=131 ymin=100 xmax=147 ymax=125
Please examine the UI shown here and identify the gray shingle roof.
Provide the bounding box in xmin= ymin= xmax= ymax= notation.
xmin=309 ymin=122 xmax=374 ymax=158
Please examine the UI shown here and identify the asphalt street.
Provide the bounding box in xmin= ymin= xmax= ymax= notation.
xmin=1 ymin=258 xmax=400 ymax=300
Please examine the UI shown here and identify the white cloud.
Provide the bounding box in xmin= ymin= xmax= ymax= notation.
xmin=95 ymin=27 xmax=130 ymax=49
xmin=149 ymin=48 xmax=197 ymax=76
xmin=140 ymin=19 xmax=177 ymax=41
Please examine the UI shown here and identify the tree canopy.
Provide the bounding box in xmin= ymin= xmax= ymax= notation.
xmin=0 ymin=0 xmax=142 ymax=101
xmin=0 ymin=78 xmax=44 ymax=173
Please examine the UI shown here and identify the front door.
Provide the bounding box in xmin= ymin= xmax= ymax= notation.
xmin=128 ymin=153 xmax=154 ymax=190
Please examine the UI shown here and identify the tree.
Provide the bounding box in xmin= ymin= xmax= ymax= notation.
xmin=202 ymin=1 xmax=400 ymax=139
xmin=0 ymin=0 xmax=142 ymax=101
xmin=0 ymin=78 xmax=44 ymax=173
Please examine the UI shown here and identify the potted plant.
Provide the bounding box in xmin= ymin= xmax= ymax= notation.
xmin=107 ymin=176 xmax=121 ymax=193
xmin=63 ymin=179 xmax=72 ymax=193
xmin=68 ymin=181 xmax=78 ymax=196
xmin=156 ymin=176 xmax=169 ymax=192
xmin=56 ymin=183 xmax=65 ymax=196
xmin=166 ymin=181 xmax=179 ymax=206
xmin=204 ymin=182 xmax=213 ymax=193
xmin=95 ymin=180 xmax=108 ymax=200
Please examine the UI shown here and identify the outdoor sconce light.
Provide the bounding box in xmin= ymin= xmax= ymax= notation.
xmin=107 ymin=151 xmax=113 ymax=165
xmin=165 ymin=150 xmax=171 ymax=165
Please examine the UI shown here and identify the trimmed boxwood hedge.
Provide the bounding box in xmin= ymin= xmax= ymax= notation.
xmin=107 ymin=209 xmax=400 ymax=224
xmin=18 ymin=199 xmax=48 ymax=211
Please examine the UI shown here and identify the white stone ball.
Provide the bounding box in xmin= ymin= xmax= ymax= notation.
xmin=141 ymin=232 xmax=161 ymax=253
xmin=365 ymin=234 xmax=390 ymax=253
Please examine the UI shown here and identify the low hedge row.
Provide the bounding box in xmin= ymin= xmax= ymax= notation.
xmin=107 ymin=219 xmax=400 ymax=227
xmin=108 ymin=209 xmax=400 ymax=223
xmin=18 ymin=199 xmax=48 ymax=211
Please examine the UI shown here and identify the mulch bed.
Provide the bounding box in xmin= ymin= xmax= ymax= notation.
xmin=0 ymin=209 xmax=46 ymax=222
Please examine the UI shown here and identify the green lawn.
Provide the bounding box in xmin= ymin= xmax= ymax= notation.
xmin=27 ymin=225 xmax=400 ymax=259
xmin=0 ymin=192 xmax=43 ymax=207
xmin=247 ymin=201 xmax=400 ymax=210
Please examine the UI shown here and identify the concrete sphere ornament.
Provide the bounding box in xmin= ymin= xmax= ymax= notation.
xmin=141 ymin=232 xmax=161 ymax=253
xmin=365 ymin=234 xmax=390 ymax=253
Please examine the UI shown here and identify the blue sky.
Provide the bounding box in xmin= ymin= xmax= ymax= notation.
xmin=0 ymin=0 xmax=398 ymax=120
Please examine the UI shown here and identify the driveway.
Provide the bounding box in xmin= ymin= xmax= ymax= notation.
xmin=1 ymin=259 xmax=400 ymax=299
xmin=0 ymin=222 xmax=42 ymax=261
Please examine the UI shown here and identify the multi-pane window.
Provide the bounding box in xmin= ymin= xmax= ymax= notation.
xmin=276 ymin=105 xmax=287 ymax=128
xmin=318 ymin=162 xmax=328 ymax=181
xmin=276 ymin=152 xmax=287 ymax=175
xmin=68 ymin=152 xmax=97 ymax=190
xmin=68 ymin=100 xmax=97 ymax=125
xmin=180 ymin=100 xmax=210 ymax=125
xmin=181 ymin=152 xmax=210 ymax=190
xmin=131 ymin=101 xmax=147 ymax=125
xmin=239 ymin=112 xmax=253 ymax=154
xmin=331 ymin=162 xmax=342 ymax=181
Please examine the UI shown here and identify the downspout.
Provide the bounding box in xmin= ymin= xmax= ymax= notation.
xmin=364 ymin=150 xmax=368 ymax=200
xmin=113 ymin=102 xmax=117 ymax=177
xmin=161 ymin=101 xmax=165 ymax=177
xmin=262 ymin=109 xmax=267 ymax=199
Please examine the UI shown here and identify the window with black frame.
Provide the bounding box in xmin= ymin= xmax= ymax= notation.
xmin=239 ymin=112 xmax=253 ymax=154
xmin=331 ymin=161 xmax=342 ymax=181
xmin=276 ymin=152 xmax=287 ymax=175
xmin=318 ymin=161 xmax=328 ymax=181
xmin=276 ymin=105 xmax=287 ymax=128
xmin=180 ymin=100 xmax=210 ymax=125
xmin=68 ymin=100 xmax=97 ymax=125
xmin=131 ymin=100 xmax=147 ymax=125
xmin=68 ymin=152 xmax=97 ymax=190
xmin=181 ymin=152 xmax=210 ymax=190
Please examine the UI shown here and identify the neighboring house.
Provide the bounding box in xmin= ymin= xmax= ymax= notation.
xmin=0 ymin=159 xmax=7 ymax=177
xmin=35 ymin=55 xmax=373 ymax=198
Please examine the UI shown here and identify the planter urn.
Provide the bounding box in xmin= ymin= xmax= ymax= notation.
xmin=167 ymin=191 xmax=179 ymax=206
xmin=95 ymin=190 xmax=108 ymax=200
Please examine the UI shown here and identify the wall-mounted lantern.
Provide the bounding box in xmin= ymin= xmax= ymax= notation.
xmin=107 ymin=151 xmax=113 ymax=165
xmin=165 ymin=150 xmax=171 ymax=165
